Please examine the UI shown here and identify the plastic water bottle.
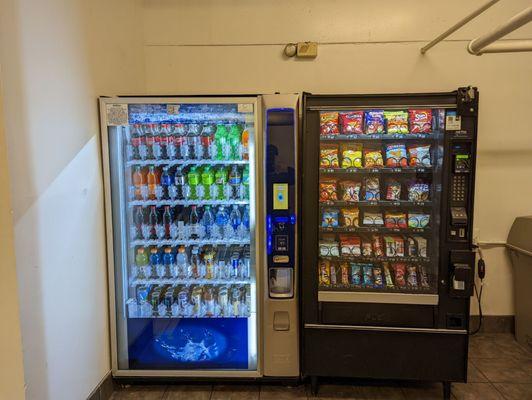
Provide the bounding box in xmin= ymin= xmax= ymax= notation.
xmin=175 ymin=245 xmax=188 ymax=278
xmin=215 ymin=206 xmax=229 ymax=238
xmin=229 ymin=205 xmax=242 ymax=232
xmin=162 ymin=247 xmax=175 ymax=278
xmin=242 ymin=205 xmax=250 ymax=230
xmin=201 ymin=205 xmax=215 ymax=238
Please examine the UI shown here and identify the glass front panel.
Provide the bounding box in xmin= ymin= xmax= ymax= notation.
xmin=317 ymin=108 xmax=447 ymax=295
xmin=107 ymin=101 xmax=257 ymax=370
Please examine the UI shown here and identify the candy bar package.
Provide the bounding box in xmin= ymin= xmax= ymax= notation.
xmin=364 ymin=176 xmax=380 ymax=201
xmin=408 ymin=144 xmax=432 ymax=167
xmin=341 ymin=143 xmax=363 ymax=168
xmin=384 ymin=110 xmax=409 ymax=134
xmin=362 ymin=238 xmax=373 ymax=256
xmin=319 ymin=259 xmax=331 ymax=286
xmin=363 ymin=211 xmax=384 ymax=226
xmin=407 ymin=265 xmax=418 ymax=287
xmin=319 ymin=240 xmax=340 ymax=257
xmin=409 ymin=109 xmax=432 ymax=134
xmin=363 ymin=265 xmax=374 ymax=287
xmin=350 ymin=263 xmax=363 ymax=286
xmin=413 ymin=236 xmax=428 ymax=258
xmin=341 ymin=208 xmax=359 ymax=227
xmin=373 ymin=266 xmax=384 ymax=288
xmin=407 ymin=181 xmax=430 ymax=201
xmin=406 ymin=237 xmax=418 ymax=256
xmin=408 ymin=213 xmax=430 ymax=228
xmin=340 ymin=234 xmax=361 ymax=256
xmin=340 ymin=111 xmax=364 ymax=134
xmin=384 ymin=212 xmax=407 ymax=229
xmin=393 ymin=235 xmax=405 ymax=257
xmin=320 ymin=112 xmax=339 ymax=136
xmin=364 ymin=110 xmax=385 ymax=134
xmin=340 ymin=180 xmax=361 ymax=202
xmin=372 ymin=234 xmax=384 ymax=257
xmin=383 ymin=263 xmax=395 ymax=287
xmin=385 ymin=179 xmax=402 ymax=201
xmin=385 ymin=143 xmax=408 ymax=167
xmin=320 ymin=179 xmax=338 ymax=202
xmin=322 ymin=209 xmax=339 ymax=227
xmin=384 ymin=235 xmax=405 ymax=257
xmin=330 ymin=264 xmax=338 ymax=285
xmin=393 ymin=263 xmax=407 ymax=287
xmin=340 ymin=262 xmax=350 ymax=285
xmin=320 ymin=145 xmax=340 ymax=168
xmin=364 ymin=148 xmax=384 ymax=168
xmin=418 ymin=265 xmax=430 ymax=288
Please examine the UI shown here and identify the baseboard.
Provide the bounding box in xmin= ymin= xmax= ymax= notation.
xmin=87 ymin=372 xmax=115 ymax=400
xmin=470 ymin=315 xmax=515 ymax=334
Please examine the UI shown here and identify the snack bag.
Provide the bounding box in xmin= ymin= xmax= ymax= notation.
xmin=385 ymin=212 xmax=407 ymax=229
xmin=409 ymin=109 xmax=432 ymax=134
xmin=364 ymin=148 xmax=384 ymax=168
xmin=341 ymin=143 xmax=363 ymax=168
xmin=373 ymin=266 xmax=384 ymax=288
xmin=385 ymin=143 xmax=408 ymax=167
xmin=319 ymin=259 xmax=331 ymax=286
xmin=363 ymin=265 xmax=374 ymax=287
xmin=319 ymin=240 xmax=340 ymax=257
xmin=393 ymin=235 xmax=405 ymax=257
xmin=340 ymin=234 xmax=361 ymax=256
xmin=340 ymin=180 xmax=361 ymax=202
xmin=364 ymin=176 xmax=380 ymax=201
xmin=413 ymin=236 xmax=428 ymax=258
xmin=393 ymin=263 xmax=407 ymax=287
xmin=340 ymin=262 xmax=350 ymax=285
xmin=406 ymin=237 xmax=418 ymax=256
xmin=320 ymin=112 xmax=339 ymax=136
xmin=385 ymin=179 xmax=402 ymax=201
xmin=383 ymin=263 xmax=395 ymax=287
xmin=408 ymin=144 xmax=432 ymax=167
xmin=322 ymin=209 xmax=339 ymax=227
xmin=384 ymin=110 xmax=409 ymax=134
xmin=350 ymin=263 xmax=363 ymax=286
xmin=364 ymin=110 xmax=385 ymax=134
xmin=372 ymin=234 xmax=384 ymax=257
xmin=408 ymin=213 xmax=430 ymax=228
xmin=341 ymin=208 xmax=359 ymax=227
xmin=340 ymin=111 xmax=364 ymax=134
xmin=407 ymin=265 xmax=418 ymax=287
xmin=330 ymin=264 xmax=338 ymax=285
xmin=363 ymin=211 xmax=384 ymax=226
xmin=320 ymin=145 xmax=340 ymax=168
xmin=407 ymin=181 xmax=430 ymax=201
xmin=319 ymin=179 xmax=338 ymax=202
xmin=362 ymin=238 xmax=373 ymax=256
xmin=418 ymin=265 xmax=430 ymax=288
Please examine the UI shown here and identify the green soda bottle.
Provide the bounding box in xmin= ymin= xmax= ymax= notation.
xmin=215 ymin=166 xmax=228 ymax=200
xmin=187 ymin=166 xmax=200 ymax=199
xmin=135 ymin=247 xmax=149 ymax=279
xmin=201 ymin=166 xmax=215 ymax=200
xmin=214 ymin=124 xmax=229 ymax=160
xmin=228 ymin=124 xmax=242 ymax=160
xmin=242 ymin=165 xmax=250 ymax=199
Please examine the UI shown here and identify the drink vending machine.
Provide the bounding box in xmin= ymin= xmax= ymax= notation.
xmin=99 ymin=94 xmax=299 ymax=378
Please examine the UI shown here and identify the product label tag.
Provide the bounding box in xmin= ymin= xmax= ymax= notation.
xmin=238 ymin=103 xmax=254 ymax=113
xmin=167 ymin=104 xmax=180 ymax=115
xmin=106 ymin=104 xmax=128 ymax=126
xmin=446 ymin=112 xmax=462 ymax=131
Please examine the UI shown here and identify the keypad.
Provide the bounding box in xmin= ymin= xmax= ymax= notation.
xmin=452 ymin=175 xmax=467 ymax=202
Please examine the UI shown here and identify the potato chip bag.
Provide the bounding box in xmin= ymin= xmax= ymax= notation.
xmin=319 ymin=240 xmax=340 ymax=257
xmin=363 ymin=211 xmax=384 ymax=226
xmin=384 ymin=110 xmax=409 ymax=134
xmin=320 ymin=145 xmax=340 ymax=168
xmin=364 ymin=176 xmax=380 ymax=201
xmin=320 ymin=112 xmax=339 ymax=135
xmin=407 ymin=181 xmax=430 ymax=201
xmin=340 ymin=234 xmax=361 ymax=256
xmin=385 ymin=179 xmax=402 ymax=200
xmin=408 ymin=213 xmax=430 ymax=228
xmin=340 ymin=180 xmax=361 ymax=202
xmin=322 ymin=209 xmax=339 ymax=227
xmin=364 ymin=110 xmax=385 ymax=134
xmin=364 ymin=149 xmax=384 ymax=168
xmin=385 ymin=143 xmax=408 ymax=167
xmin=409 ymin=109 xmax=432 ymax=133
xmin=341 ymin=143 xmax=363 ymax=168
xmin=340 ymin=111 xmax=364 ymax=134
xmin=341 ymin=208 xmax=359 ymax=227
xmin=408 ymin=144 xmax=432 ymax=167
xmin=319 ymin=179 xmax=338 ymax=202
xmin=385 ymin=212 xmax=407 ymax=228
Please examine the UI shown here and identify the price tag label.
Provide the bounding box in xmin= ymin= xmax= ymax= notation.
xmin=106 ymin=104 xmax=128 ymax=126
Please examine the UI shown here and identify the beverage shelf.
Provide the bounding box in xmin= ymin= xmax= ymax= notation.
xmin=131 ymin=277 xmax=251 ymax=286
xmin=127 ymin=159 xmax=248 ymax=167
xmin=130 ymin=239 xmax=251 ymax=248
xmin=320 ymin=133 xmax=436 ymax=141
xmin=320 ymin=227 xmax=430 ymax=234
xmin=129 ymin=199 xmax=249 ymax=207
xmin=320 ymin=255 xmax=430 ymax=263
xmin=320 ymin=167 xmax=433 ymax=174
xmin=127 ymin=314 xmax=250 ymax=319
xmin=320 ymin=200 xmax=431 ymax=208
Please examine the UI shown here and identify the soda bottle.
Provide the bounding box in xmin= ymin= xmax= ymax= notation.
xmin=174 ymin=167 xmax=185 ymax=200
xmin=204 ymin=251 xmax=215 ymax=280
xmin=167 ymin=124 xmax=177 ymax=159
xmin=162 ymin=247 xmax=175 ymax=278
xmin=148 ymin=206 xmax=158 ymax=239
xmin=130 ymin=124 xmax=144 ymax=160
xmin=228 ymin=165 xmax=241 ymax=199
xmin=201 ymin=166 xmax=215 ymax=200
xmin=242 ymin=205 xmax=250 ymax=231
xmin=151 ymin=123 xmax=161 ymax=159
xmin=215 ymin=205 xmax=229 ymax=230
xmin=175 ymin=123 xmax=188 ymax=159
xmin=201 ymin=205 xmax=215 ymax=238
xmin=144 ymin=124 xmax=155 ymax=159
xmin=159 ymin=124 xmax=169 ymax=159
xmin=133 ymin=206 xmax=145 ymax=239
xmin=242 ymin=165 xmax=250 ymax=199
xmin=189 ymin=205 xmax=200 ymax=239
xmin=201 ymin=124 xmax=215 ymax=158
xmin=162 ymin=205 xmax=172 ymax=239
xmin=133 ymin=166 xmax=145 ymax=200
xmin=190 ymin=246 xmax=200 ymax=279
xmin=215 ymin=166 xmax=228 ymax=200
xmin=229 ymin=205 xmax=242 ymax=231
xmin=241 ymin=128 xmax=250 ymax=160
xmin=218 ymin=286 xmax=228 ymax=316
xmin=176 ymin=245 xmax=188 ymax=278
xmin=191 ymin=285 xmax=203 ymax=317
xmin=135 ymin=247 xmax=149 ymax=270
xmin=228 ymin=124 xmax=242 ymax=160
xmin=160 ymin=167 xmax=172 ymax=200
xmin=214 ymin=124 xmax=229 ymax=160
xmin=147 ymin=165 xmax=158 ymax=200
xmin=148 ymin=247 xmax=160 ymax=279
xmin=187 ymin=166 xmax=200 ymax=199
xmin=204 ymin=286 xmax=215 ymax=316
xmin=188 ymin=123 xmax=203 ymax=159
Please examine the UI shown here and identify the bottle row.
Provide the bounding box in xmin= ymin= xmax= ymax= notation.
xmin=131 ymin=164 xmax=249 ymax=202
xmin=127 ymin=283 xmax=251 ymax=319
xmin=321 ymin=208 xmax=431 ymax=230
xmin=319 ymin=259 xmax=431 ymax=290
xmin=127 ymin=123 xmax=250 ymax=161
xmin=133 ymin=244 xmax=251 ymax=281
xmin=131 ymin=204 xmax=250 ymax=241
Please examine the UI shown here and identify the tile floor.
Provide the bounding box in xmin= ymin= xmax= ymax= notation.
xmin=110 ymin=333 xmax=532 ymax=400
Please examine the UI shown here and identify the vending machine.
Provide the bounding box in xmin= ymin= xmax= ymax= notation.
xmin=300 ymin=88 xmax=479 ymax=399
xmin=99 ymin=94 xmax=299 ymax=378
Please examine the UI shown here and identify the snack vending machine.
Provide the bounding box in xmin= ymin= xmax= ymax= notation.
xmin=301 ymin=88 xmax=478 ymax=399
xmin=99 ymin=95 xmax=299 ymax=378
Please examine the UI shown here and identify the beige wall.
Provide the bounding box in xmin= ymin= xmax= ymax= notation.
xmin=140 ymin=0 xmax=532 ymax=316
xmin=0 ymin=81 xmax=26 ymax=400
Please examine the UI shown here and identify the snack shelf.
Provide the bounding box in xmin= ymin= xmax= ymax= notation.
xmin=130 ymin=239 xmax=250 ymax=248
xmin=127 ymin=159 xmax=248 ymax=167
xmin=320 ymin=133 xmax=436 ymax=141
xmin=320 ymin=227 xmax=430 ymax=234
xmin=319 ymin=200 xmax=431 ymax=208
xmin=129 ymin=199 xmax=249 ymax=207
xmin=127 ymin=315 xmax=250 ymax=320
xmin=319 ymin=255 xmax=431 ymax=263
xmin=318 ymin=286 xmax=436 ymax=295
xmin=319 ymin=167 xmax=433 ymax=174
xmin=131 ymin=277 xmax=251 ymax=286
